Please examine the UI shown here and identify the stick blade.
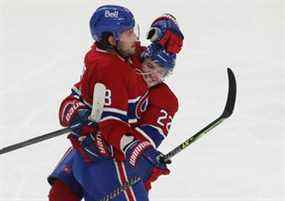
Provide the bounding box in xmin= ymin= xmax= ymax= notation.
xmin=90 ymin=83 xmax=106 ymax=122
xmin=221 ymin=68 xmax=237 ymax=118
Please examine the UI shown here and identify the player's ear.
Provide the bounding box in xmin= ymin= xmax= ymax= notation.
xmin=107 ymin=35 xmax=116 ymax=46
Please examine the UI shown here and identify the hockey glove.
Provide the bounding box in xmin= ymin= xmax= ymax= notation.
xmin=59 ymin=94 xmax=89 ymax=128
xmin=123 ymin=136 xmax=171 ymax=190
xmin=67 ymin=109 xmax=113 ymax=163
xmin=147 ymin=13 xmax=184 ymax=54
xmin=59 ymin=94 xmax=98 ymax=136
xmin=59 ymin=94 xmax=112 ymax=162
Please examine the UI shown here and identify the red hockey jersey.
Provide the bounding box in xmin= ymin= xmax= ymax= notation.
xmin=67 ymin=43 xmax=178 ymax=152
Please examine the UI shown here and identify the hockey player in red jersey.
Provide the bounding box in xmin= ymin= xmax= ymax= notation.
xmin=48 ymin=47 xmax=179 ymax=201
xmin=48 ymin=4 xmax=184 ymax=201
xmin=48 ymin=52 xmax=178 ymax=201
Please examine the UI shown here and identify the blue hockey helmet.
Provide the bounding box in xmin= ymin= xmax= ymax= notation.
xmin=141 ymin=43 xmax=176 ymax=71
xmin=90 ymin=5 xmax=135 ymax=41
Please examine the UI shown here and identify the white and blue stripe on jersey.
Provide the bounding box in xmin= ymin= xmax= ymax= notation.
xmin=134 ymin=125 xmax=166 ymax=148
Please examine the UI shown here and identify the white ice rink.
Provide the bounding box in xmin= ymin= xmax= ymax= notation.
xmin=0 ymin=0 xmax=284 ymax=200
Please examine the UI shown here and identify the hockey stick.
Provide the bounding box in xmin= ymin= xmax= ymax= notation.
xmin=0 ymin=83 xmax=106 ymax=155
xmin=100 ymin=176 xmax=141 ymax=201
xmin=162 ymin=67 xmax=236 ymax=161
xmin=100 ymin=68 xmax=237 ymax=201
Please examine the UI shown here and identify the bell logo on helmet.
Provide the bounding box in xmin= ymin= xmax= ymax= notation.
xmin=104 ymin=10 xmax=119 ymax=18
xmin=90 ymin=5 xmax=135 ymax=41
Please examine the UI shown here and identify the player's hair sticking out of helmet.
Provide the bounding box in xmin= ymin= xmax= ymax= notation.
xmin=89 ymin=5 xmax=136 ymax=54
xmin=94 ymin=32 xmax=114 ymax=50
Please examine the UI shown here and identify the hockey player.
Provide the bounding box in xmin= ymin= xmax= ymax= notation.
xmin=48 ymin=4 xmax=183 ymax=201
xmin=48 ymin=44 xmax=178 ymax=201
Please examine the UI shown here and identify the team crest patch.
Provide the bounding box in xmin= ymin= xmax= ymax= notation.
xmin=135 ymin=92 xmax=149 ymax=119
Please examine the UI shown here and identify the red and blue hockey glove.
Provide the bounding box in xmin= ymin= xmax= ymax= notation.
xmin=67 ymin=109 xmax=113 ymax=163
xmin=59 ymin=94 xmax=113 ymax=163
xmin=123 ymin=136 xmax=171 ymax=190
xmin=59 ymin=94 xmax=98 ymax=137
xmin=59 ymin=94 xmax=88 ymax=128
xmin=147 ymin=13 xmax=184 ymax=54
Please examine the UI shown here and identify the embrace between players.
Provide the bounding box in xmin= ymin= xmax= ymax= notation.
xmin=48 ymin=5 xmax=184 ymax=201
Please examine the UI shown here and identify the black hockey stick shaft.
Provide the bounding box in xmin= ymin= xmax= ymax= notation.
xmin=0 ymin=83 xmax=106 ymax=155
xmin=0 ymin=123 xmax=81 ymax=155
xmin=163 ymin=68 xmax=236 ymax=161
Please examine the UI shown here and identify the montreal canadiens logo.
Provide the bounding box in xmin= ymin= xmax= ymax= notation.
xmin=135 ymin=92 xmax=149 ymax=119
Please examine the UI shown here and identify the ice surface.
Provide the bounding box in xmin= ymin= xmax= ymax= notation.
xmin=0 ymin=0 xmax=284 ymax=200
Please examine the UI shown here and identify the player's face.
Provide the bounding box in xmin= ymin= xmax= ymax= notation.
xmin=117 ymin=28 xmax=138 ymax=57
xmin=141 ymin=58 xmax=170 ymax=87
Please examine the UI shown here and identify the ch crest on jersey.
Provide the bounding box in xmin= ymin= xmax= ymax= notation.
xmin=135 ymin=92 xmax=149 ymax=119
xmin=127 ymin=91 xmax=149 ymax=124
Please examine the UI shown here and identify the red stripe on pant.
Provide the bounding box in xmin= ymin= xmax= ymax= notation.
xmin=115 ymin=161 xmax=136 ymax=201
